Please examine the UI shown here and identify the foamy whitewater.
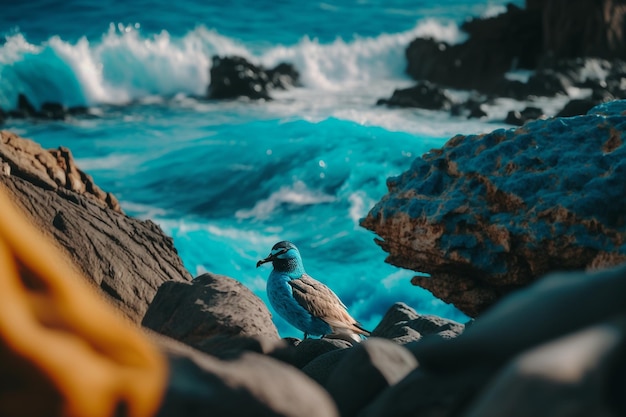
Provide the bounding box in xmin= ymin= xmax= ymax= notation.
xmin=2 ymin=0 xmax=541 ymax=336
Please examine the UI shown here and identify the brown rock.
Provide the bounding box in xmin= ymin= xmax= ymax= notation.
xmin=362 ymin=102 xmax=626 ymax=316
xmin=0 ymin=131 xmax=192 ymax=322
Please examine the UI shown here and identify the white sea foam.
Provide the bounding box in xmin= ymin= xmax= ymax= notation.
xmin=235 ymin=180 xmax=336 ymax=220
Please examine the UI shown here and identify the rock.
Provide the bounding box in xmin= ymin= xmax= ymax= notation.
xmin=556 ymin=98 xmax=602 ymax=117
xmin=463 ymin=316 xmax=626 ymax=417
xmin=541 ymin=0 xmax=626 ymax=60
xmin=300 ymin=348 xmax=350 ymax=386
xmin=371 ymin=302 xmax=464 ymax=344
xmin=40 ymin=102 xmax=66 ymax=120
xmin=266 ymin=62 xmax=301 ymax=90
xmin=363 ymin=263 xmax=626 ymax=417
xmin=287 ymin=337 xmax=353 ymax=369
xmin=361 ymin=100 xmax=626 ymax=317
xmin=325 ymin=338 xmax=418 ymax=417
xmin=377 ymin=82 xmax=453 ymax=111
xmin=359 ymin=365 xmax=493 ymax=417
xmin=405 ymin=5 xmax=542 ymax=92
xmin=15 ymin=93 xmax=37 ymax=117
xmin=0 ymin=107 xmax=5 ymax=125
xmin=1 ymin=131 xmax=121 ymax=211
xmin=151 ymin=332 xmax=339 ymax=417
xmin=0 ymin=131 xmax=192 ymax=323
xmin=142 ymin=273 xmax=279 ymax=352
xmin=504 ymin=106 xmax=545 ymax=125
xmin=208 ymin=56 xmax=300 ymax=100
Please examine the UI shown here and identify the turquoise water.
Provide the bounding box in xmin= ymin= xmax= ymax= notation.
xmin=1 ymin=0 xmax=523 ymax=336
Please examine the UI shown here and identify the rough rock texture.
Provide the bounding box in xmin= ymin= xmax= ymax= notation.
xmin=142 ymin=273 xmax=280 ymax=352
xmin=1 ymin=130 xmax=121 ymax=212
xmin=361 ymin=100 xmax=626 ymax=317
xmin=0 ymin=131 xmax=191 ymax=323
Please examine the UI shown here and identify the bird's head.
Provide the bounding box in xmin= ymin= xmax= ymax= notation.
xmin=256 ymin=241 xmax=302 ymax=271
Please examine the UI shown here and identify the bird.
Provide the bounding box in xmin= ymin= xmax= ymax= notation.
xmin=257 ymin=240 xmax=370 ymax=343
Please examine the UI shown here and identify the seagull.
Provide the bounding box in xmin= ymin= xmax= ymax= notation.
xmin=257 ymin=241 xmax=370 ymax=343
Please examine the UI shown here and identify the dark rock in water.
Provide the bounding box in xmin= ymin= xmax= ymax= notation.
xmin=325 ymin=338 xmax=418 ymax=417
xmin=208 ymin=55 xmax=272 ymax=100
xmin=266 ymin=62 xmax=300 ymax=90
xmin=405 ymin=5 xmax=542 ymax=92
xmin=142 ymin=272 xmax=280 ymax=351
xmin=556 ymin=98 xmax=602 ymax=117
xmin=361 ymin=100 xmax=626 ymax=317
xmin=13 ymin=93 xmax=38 ymax=118
xmin=504 ymin=106 xmax=545 ymax=125
xmin=377 ymin=82 xmax=453 ymax=111
xmin=40 ymin=102 xmax=66 ymax=120
xmin=0 ymin=131 xmax=191 ymax=323
xmin=525 ymin=69 xmax=572 ymax=96
xmin=372 ymin=302 xmax=464 ymax=344
xmin=208 ymin=56 xmax=300 ymax=100
xmin=151 ymin=332 xmax=339 ymax=417
xmin=0 ymin=107 xmax=5 ymax=124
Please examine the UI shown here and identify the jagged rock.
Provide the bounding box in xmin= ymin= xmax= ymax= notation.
xmin=151 ymin=332 xmax=339 ymax=417
xmin=207 ymin=56 xmax=300 ymax=100
xmin=40 ymin=102 xmax=66 ymax=120
xmin=361 ymin=100 xmax=626 ymax=317
xmin=325 ymin=338 xmax=417 ymax=417
xmin=405 ymin=5 xmax=542 ymax=92
xmin=371 ymin=302 xmax=464 ymax=344
xmin=504 ymin=106 xmax=545 ymax=126
xmin=377 ymin=82 xmax=453 ymax=110
xmin=142 ymin=273 xmax=280 ymax=352
xmin=0 ymin=131 xmax=191 ymax=322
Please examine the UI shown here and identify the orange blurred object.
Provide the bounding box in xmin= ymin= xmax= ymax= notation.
xmin=0 ymin=186 xmax=167 ymax=417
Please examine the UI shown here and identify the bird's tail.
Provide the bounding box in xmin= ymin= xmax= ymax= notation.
xmin=326 ymin=320 xmax=371 ymax=344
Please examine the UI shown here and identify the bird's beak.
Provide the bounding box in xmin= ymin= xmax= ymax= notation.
xmin=256 ymin=254 xmax=274 ymax=268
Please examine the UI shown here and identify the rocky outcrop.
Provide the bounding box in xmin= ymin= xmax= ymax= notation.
xmin=0 ymin=131 xmax=192 ymax=322
xmin=361 ymin=100 xmax=626 ymax=317
xmin=6 ymin=93 xmax=89 ymax=121
xmin=208 ymin=56 xmax=300 ymax=100
xmin=376 ymin=82 xmax=453 ymax=111
xmin=142 ymin=272 xmax=280 ymax=353
xmin=393 ymin=0 xmax=626 ymax=124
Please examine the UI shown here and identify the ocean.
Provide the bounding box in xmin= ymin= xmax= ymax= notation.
xmin=1 ymin=0 xmax=531 ymax=337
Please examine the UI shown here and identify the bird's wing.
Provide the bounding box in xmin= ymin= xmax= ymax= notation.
xmin=288 ymin=274 xmax=369 ymax=336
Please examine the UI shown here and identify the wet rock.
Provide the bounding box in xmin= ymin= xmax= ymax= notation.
xmin=142 ymin=272 xmax=280 ymax=352
xmin=377 ymin=82 xmax=453 ymax=111
xmin=504 ymin=106 xmax=545 ymax=125
xmin=361 ymin=100 xmax=626 ymax=316
xmin=325 ymin=338 xmax=417 ymax=417
xmin=556 ymin=98 xmax=602 ymax=117
xmin=208 ymin=56 xmax=300 ymax=100
xmin=40 ymin=102 xmax=66 ymax=120
xmin=0 ymin=131 xmax=191 ymax=323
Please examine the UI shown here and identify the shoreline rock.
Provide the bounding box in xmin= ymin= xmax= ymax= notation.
xmin=362 ymin=100 xmax=626 ymax=317
xmin=0 ymin=131 xmax=192 ymax=322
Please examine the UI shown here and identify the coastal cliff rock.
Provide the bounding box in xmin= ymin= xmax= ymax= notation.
xmin=0 ymin=131 xmax=192 ymax=322
xmin=361 ymin=100 xmax=626 ymax=317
